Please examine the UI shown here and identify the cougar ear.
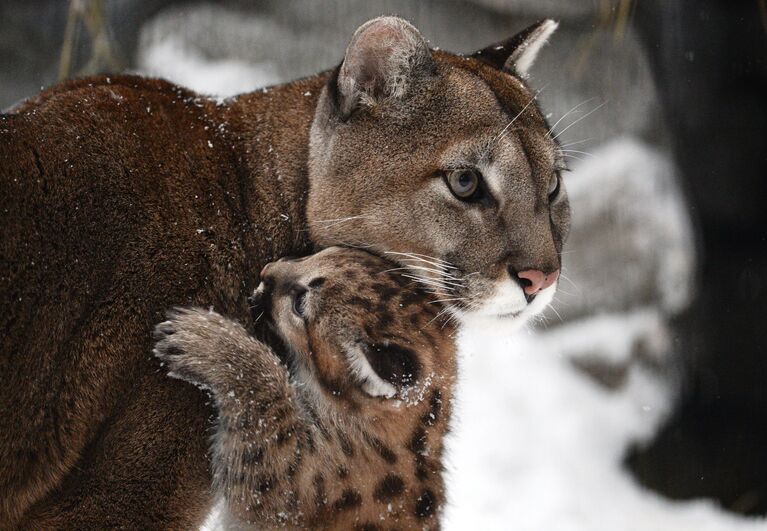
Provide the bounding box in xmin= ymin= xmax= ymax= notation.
xmin=472 ymin=19 xmax=558 ymax=76
xmin=333 ymin=16 xmax=435 ymax=118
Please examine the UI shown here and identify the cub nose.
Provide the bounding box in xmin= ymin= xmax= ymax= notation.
xmin=513 ymin=268 xmax=560 ymax=296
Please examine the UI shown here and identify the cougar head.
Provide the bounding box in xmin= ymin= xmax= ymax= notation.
xmin=308 ymin=17 xmax=569 ymax=330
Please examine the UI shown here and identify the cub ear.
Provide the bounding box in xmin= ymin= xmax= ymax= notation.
xmin=471 ymin=19 xmax=558 ymax=77
xmin=344 ymin=344 xmax=397 ymax=398
xmin=343 ymin=341 xmax=421 ymax=398
xmin=334 ymin=16 xmax=435 ymax=118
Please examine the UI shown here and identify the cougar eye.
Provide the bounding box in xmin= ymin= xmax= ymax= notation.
xmin=445 ymin=169 xmax=482 ymax=200
xmin=292 ymin=288 xmax=307 ymax=317
xmin=547 ymin=173 xmax=560 ymax=201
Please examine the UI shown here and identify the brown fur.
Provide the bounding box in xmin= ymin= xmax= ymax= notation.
xmin=0 ymin=17 xmax=567 ymax=527
xmin=153 ymin=247 xmax=457 ymax=529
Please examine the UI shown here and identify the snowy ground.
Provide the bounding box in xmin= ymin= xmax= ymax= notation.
xmin=139 ymin=32 xmax=766 ymax=531
xmin=444 ymin=314 xmax=764 ymax=531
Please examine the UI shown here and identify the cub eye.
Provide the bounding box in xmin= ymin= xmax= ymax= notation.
xmin=445 ymin=168 xmax=482 ymax=200
xmin=292 ymin=288 xmax=307 ymax=317
xmin=547 ymin=173 xmax=560 ymax=201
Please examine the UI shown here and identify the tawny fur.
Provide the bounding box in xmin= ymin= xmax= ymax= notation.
xmin=154 ymin=248 xmax=457 ymax=529
xmin=0 ymin=17 xmax=567 ymax=527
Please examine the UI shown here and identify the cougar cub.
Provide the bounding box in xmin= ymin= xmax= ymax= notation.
xmin=153 ymin=247 xmax=457 ymax=529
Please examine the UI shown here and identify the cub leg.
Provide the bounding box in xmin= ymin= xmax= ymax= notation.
xmin=153 ymin=308 xmax=313 ymax=528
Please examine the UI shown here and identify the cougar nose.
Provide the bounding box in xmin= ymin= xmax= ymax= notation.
xmin=515 ymin=269 xmax=560 ymax=296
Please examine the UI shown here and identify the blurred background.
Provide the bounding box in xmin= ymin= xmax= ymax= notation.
xmin=2 ymin=1 xmax=765 ymax=529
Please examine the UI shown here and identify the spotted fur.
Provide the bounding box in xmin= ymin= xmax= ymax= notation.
xmin=153 ymin=247 xmax=457 ymax=529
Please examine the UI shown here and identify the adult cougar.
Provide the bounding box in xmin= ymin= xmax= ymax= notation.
xmin=0 ymin=16 xmax=568 ymax=528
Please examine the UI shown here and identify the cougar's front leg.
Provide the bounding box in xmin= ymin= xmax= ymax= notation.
xmin=153 ymin=308 xmax=310 ymax=528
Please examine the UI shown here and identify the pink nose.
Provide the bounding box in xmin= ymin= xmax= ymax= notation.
xmin=517 ymin=269 xmax=560 ymax=296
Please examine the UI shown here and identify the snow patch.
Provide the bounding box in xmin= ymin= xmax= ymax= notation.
xmin=442 ymin=313 xmax=764 ymax=530
xmin=137 ymin=36 xmax=279 ymax=98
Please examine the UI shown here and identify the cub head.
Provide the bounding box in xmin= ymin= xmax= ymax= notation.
xmin=308 ymin=17 xmax=570 ymax=329
xmin=250 ymin=247 xmax=456 ymax=405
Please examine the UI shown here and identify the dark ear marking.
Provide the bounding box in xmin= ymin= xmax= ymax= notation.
xmin=326 ymin=63 xmax=345 ymax=118
xmin=471 ymin=19 xmax=558 ymax=76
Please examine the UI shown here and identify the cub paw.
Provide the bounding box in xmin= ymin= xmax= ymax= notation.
xmin=152 ymin=307 xmax=225 ymax=389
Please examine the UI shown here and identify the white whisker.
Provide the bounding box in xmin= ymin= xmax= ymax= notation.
xmin=552 ymin=101 xmax=607 ymax=141
xmin=560 ymin=149 xmax=594 ymax=158
xmin=491 ymin=87 xmax=545 ymax=148
xmin=548 ymin=304 xmax=564 ymax=323
xmin=428 ymin=297 xmax=468 ymax=304
xmin=558 ymin=272 xmax=582 ymax=294
xmin=547 ymin=98 xmax=597 ymax=137
xmin=560 ymin=137 xmax=595 ymax=148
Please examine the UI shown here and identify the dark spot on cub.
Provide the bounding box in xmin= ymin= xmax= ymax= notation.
xmin=414 ymin=489 xmax=436 ymax=518
xmin=347 ymin=295 xmax=369 ymax=308
xmin=287 ymin=451 xmax=302 ymax=479
xmin=373 ymin=474 xmax=405 ymax=502
xmin=304 ymin=431 xmax=316 ymax=453
xmin=357 ymin=524 xmax=380 ymax=531
xmin=333 ymin=488 xmax=362 ymax=511
xmin=420 ymin=389 xmax=442 ymax=426
xmin=364 ymin=432 xmax=397 ymax=464
xmin=316 ymin=420 xmax=332 ymax=442
xmin=276 ymin=423 xmax=296 ymax=446
xmin=374 ymin=284 xmax=400 ymax=299
xmin=308 ymin=277 xmax=326 ymax=289
xmin=337 ymin=429 xmax=355 ymax=457
xmin=409 ymin=427 xmax=427 ymax=455
xmin=364 ymin=343 xmax=420 ymax=386
xmin=400 ymin=289 xmax=426 ymax=308
xmin=338 ymin=465 xmax=350 ymax=479
xmin=242 ymin=446 xmax=264 ymax=466
xmin=410 ymin=427 xmax=431 ymax=480
xmin=376 ymin=310 xmax=393 ymax=329
xmin=256 ymin=475 xmax=275 ymax=494
xmin=313 ymin=473 xmax=326 ymax=506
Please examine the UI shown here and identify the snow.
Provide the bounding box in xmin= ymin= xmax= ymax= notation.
xmin=552 ymin=139 xmax=697 ymax=322
xmin=444 ymin=312 xmax=765 ymax=530
xmin=137 ymin=36 xmax=280 ymax=99
xmin=137 ymin=27 xmax=765 ymax=531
